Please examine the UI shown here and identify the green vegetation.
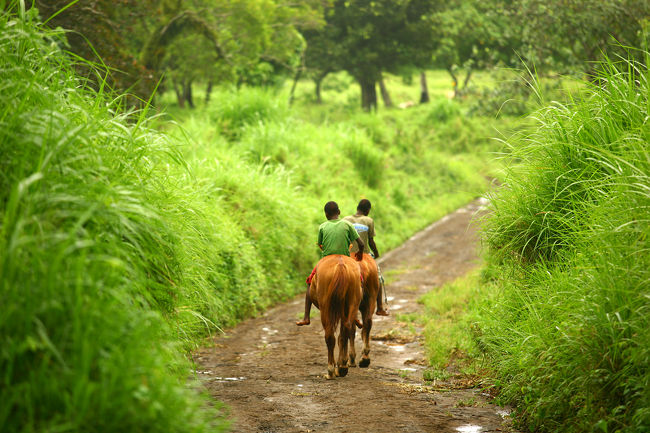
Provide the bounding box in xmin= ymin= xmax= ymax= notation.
xmin=419 ymin=55 xmax=650 ymax=432
xmin=419 ymin=271 xmax=483 ymax=374
xmin=1 ymin=8 xmax=516 ymax=432
xmin=477 ymin=55 xmax=650 ymax=432
xmin=157 ymin=75 xmax=516 ymax=254
xmin=0 ymin=11 xmax=228 ymax=432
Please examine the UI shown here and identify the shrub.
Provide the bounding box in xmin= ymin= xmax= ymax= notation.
xmin=426 ymin=98 xmax=462 ymax=123
xmin=479 ymin=54 xmax=650 ymax=432
xmin=208 ymin=86 xmax=288 ymax=139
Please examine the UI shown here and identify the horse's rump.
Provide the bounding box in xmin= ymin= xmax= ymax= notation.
xmin=316 ymin=255 xmax=362 ymax=335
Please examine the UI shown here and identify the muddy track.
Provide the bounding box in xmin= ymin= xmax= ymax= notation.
xmin=194 ymin=198 xmax=514 ymax=433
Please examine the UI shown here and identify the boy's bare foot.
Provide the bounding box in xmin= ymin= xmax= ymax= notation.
xmin=376 ymin=309 xmax=389 ymax=316
xmin=296 ymin=319 xmax=310 ymax=326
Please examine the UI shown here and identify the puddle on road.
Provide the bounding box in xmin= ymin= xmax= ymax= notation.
xmin=456 ymin=425 xmax=483 ymax=433
xmin=391 ymin=304 xmax=403 ymax=310
xmin=477 ymin=196 xmax=490 ymax=211
xmin=387 ymin=296 xmax=395 ymax=302
xmin=496 ymin=409 xmax=511 ymax=418
xmin=202 ymin=375 xmax=247 ymax=382
xmin=400 ymin=367 xmax=417 ymax=372
xmin=398 ymin=299 xmax=408 ymax=303
xmin=388 ymin=344 xmax=406 ymax=352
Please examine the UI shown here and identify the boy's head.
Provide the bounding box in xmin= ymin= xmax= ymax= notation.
xmin=357 ymin=199 xmax=371 ymax=215
xmin=324 ymin=201 xmax=340 ymax=219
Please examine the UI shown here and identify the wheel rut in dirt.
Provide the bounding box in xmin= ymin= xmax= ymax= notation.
xmin=194 ymin=198 xmax=514 ymax=433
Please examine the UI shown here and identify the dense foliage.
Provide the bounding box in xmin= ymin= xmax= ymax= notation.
xmin=0 ymin=10 xmax=228 ymax=432
xmin=0 ymin=9 xmax=505 ymax=432
xmin=479 ymin=55 xmax=650 ymax=432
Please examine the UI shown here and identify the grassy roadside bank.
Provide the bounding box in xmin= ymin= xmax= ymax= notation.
xmin=419 ymin=55 xmax=650 ymax=432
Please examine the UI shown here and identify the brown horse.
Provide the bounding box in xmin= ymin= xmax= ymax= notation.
xmin=309 ymin=254 xmax=363 ymax=379
xmin=348 ymin=253 xmax=380 ymax=368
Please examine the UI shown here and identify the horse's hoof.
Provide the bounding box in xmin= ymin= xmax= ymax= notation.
xmin=359 ymin=357 xmax=371 ymax=368
xmin=325 ymin=373 xmax=335 ymax=380
xmin=337 ymin=367 xmax=349 ymax=377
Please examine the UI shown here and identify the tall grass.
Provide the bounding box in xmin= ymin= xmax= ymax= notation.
xmin=419 ymin=271 xmax=484 ymax=374
xmin=0 ymin=8 xmax=228 ymax=432
xmin=478 ymin=54 xmax=650 ymax=432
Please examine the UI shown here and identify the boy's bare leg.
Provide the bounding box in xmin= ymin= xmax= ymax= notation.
xmin=376 ymin=282 xmax=389 ymax=316
xmin=296 ymin=287 xmax=312 ymax=326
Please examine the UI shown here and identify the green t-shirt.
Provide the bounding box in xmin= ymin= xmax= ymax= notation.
xmin=317 ymin=218 xmax=360 ymax=257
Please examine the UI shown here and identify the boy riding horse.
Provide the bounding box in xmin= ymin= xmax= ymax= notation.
xmin=296 ymin=201 xmax=364 ymax=326
xmin=344 ymin=199 xmax=389 ymax=316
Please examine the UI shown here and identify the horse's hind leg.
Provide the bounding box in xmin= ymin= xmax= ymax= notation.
xmin=325 ymin=331 xmax=336 ymax=380
xmin=359 ymin=305 xmax=374 ymax=368
xmin=348 ymin=318 xmax=357 ymax=367
xmin=335 ymin=321 xmax=350 ymax=377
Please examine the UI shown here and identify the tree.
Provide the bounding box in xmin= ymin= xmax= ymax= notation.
xmin=34 ymin=0 xmax=159 ymax=102
xmin=35 ymin=0 xmax=324 ymax=105
xmin=431 ymin=0 xmax=518 ymax=98
xmin=510 ymin=0 xmax=650 ymax=77
xmin=302 ymin=25 xmax=340 ymax=103
xmin=304 ymin=0 xmax=440 ymax=111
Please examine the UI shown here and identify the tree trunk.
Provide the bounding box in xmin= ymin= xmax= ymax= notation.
xmin=461 ymin=67 xmax=473 ymax=91
xmin=314 ymin=71 xmax=328 ymax=104
xmin=205 ymin=79 xmax=213 ymax=105
xmin=315 ymin=78 xmax=323 ymax=104
xmin=360 ymin=79 xmax=377 ymax=112
xmin=288 ymin=68 xmax=302 ymax=106
xmin=419 ymin=71 xmax=430 ymax=104
xmin=183 ymin=79 xmax=194 ymax=109
xmin=173 ymin=79 xmax=185 ymax=108
xmin=447 ymin=67 xmax=459 ymax=98
xmin=378 ymin=76 xmax=392 ymax=108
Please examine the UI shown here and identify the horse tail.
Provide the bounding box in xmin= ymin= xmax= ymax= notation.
xmin=321 ymin=257 xmax=348 ymax=336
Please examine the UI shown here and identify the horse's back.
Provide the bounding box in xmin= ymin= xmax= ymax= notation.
xmin=358 ymin=253 xmax=379 ymax=281
xmin=316 ymin=254 xmax=360 ymax=281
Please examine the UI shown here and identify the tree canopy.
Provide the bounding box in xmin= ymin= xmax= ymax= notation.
xmin=34 ymin=0 xmax=324 ymax=104
xmin=304 ymin=0 xmax=440 ymax=110
xmin=32 ymin=0 xmax=650 ymax=108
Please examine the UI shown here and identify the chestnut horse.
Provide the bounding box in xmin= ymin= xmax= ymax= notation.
xmin=348 ymin=253 xmax=380 ymax=368
xmin=309 ymin=254 xmax=363 ymax=379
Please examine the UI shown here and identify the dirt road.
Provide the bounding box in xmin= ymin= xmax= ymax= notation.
xmin=194 ymin=198 xmax=514 ymax=433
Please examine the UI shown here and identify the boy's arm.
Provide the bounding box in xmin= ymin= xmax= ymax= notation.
xmin=368 ymin=236 xmax=379 ymax=258
xmin=368 ymin=219 xmax=378 ymax=258
xmin=347 ymin=221 xmax=364 ymax=260
xmin=355 ymin=238 xmax=365 ymax=261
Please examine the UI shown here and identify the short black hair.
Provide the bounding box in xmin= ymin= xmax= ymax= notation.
xmin=324 ymin=201 xmax=340 ymax=217
xmin=357 ymin=199 xmax=371 ymax=214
